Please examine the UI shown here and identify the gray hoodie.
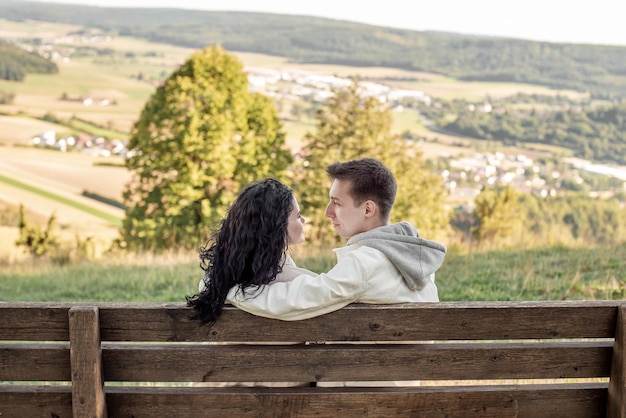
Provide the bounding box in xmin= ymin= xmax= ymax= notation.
xmin=347 ymin=221 xmax=447 ymax=291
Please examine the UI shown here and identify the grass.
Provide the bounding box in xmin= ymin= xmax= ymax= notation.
xmin=0 ymin=18 xmax=80 ymax=38
xmin=68 ymin=117 xmax=129 ymax=140
xmin=391 ymin=110 xmax=426 ymax=134
xmin=0 ymin=252 xmax=199 ymax=302
xmin=281 ymin=109 xmax=429 ymax=148
xmin=16 ymin=60 xmax=151 ymax=101
xmin=1 ymin=242 xmax=625 ymax=303
xmin=436 ymin=244 xmax=626 ymax=301
xmin=1 ymin=53 xmax=157 ymax=133
xmin=0 ymin=261 xmax=198 ymax=302
xmin=400 ymin=76 xmax=589 ymax=101
xmin=0 ymin=173 xmax=122 ymax=227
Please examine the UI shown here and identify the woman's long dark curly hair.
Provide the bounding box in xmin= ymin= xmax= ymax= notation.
xmin=186 ymin=178 xmax=294 ymax=325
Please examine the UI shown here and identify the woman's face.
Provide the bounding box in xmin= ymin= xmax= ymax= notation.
xmin=287 ymin=197 xmax=305 ymax=245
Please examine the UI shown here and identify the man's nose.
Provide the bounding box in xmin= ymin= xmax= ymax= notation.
xmin=325 ymin=203 xmax=333 ymax=218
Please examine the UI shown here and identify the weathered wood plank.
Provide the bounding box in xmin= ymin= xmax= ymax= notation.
xmin=105 ymin=384 xmax=607 ymax=418
xmin=101 ymin=342 xmax=613 ymax=382
xmin=0 ymin=385 xmax=72 ymax=417
xmin=0 ymin=343 xmax=70 ymax=381
xmin=1 ymin=301 xmax=620 ymax=342
xmin=94 ymin=301 xmax=620 ymax=342
xmin=0 ymin=303 xmax=71 ymax=340
xmin=609 ymin=304 xmax=626 ymax=417
xmin=69 ymin=306 xmax=107 ymax=418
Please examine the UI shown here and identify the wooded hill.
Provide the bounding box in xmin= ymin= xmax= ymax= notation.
xmin=2 ymin=0 xmax=626 ymax=99
xmin=0 ymin=40 xmax=58 ymax=81
xmin=420 ymin=98 xmax=626 ymax=165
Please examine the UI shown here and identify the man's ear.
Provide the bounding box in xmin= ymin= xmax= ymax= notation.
xmin=363 ymin=200 xmax=378 ymax=218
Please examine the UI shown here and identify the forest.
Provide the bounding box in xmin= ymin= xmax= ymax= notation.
xmin=0 ymin=40 xmax=58 ymax=81
xmin=418 ymin=98 xmax=626 ymax=164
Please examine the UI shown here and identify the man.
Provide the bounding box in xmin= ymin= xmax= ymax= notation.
xmin=227 ymin=157 xmax=446 ymax=320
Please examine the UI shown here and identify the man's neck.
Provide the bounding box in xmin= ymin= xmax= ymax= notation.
xmin=364 ymin=218 xmax=389 ymax=233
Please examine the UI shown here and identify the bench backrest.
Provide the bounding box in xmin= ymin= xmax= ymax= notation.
xmin=1 ymin=301 xmax=626 ymax=417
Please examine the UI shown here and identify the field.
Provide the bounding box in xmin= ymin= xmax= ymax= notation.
xmin=0 ymin=146 xmax=128 ymax=261
xmin=2 ymin=241 xmax=624 ymax=303
xmin=0 ymin=19 xmax=591 ymax=264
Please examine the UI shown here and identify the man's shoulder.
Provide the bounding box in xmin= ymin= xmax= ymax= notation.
xmin=341 ymin=243 xmax=387 ymax=260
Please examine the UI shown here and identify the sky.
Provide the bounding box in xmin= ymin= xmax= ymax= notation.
xmin=25 ymin=0 xmax=626 ymax=47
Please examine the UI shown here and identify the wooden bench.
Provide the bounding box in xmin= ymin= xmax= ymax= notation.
xmin=1 ymin=300 xmax=626 ymax=417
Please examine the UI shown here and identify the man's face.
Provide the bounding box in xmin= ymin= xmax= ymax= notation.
xmin=324 ymin=179 xmax=368 ymax=239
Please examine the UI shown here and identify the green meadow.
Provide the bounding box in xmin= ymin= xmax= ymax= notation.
xmin=2 ymin=242 xmax=624 ymax=303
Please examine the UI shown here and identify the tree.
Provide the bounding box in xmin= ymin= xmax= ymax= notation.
xmin=122 ymin=45 xmax=292 ymax=251
xmin=15 ymin=204 xmax=58 ymax=257
xmin=296 ymin=79 xmax=448 ymax=247
xmin=472 ymin=185 xmax=522 ymax=248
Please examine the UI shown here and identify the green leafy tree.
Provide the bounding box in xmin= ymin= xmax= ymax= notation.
xmin=562 ymin=195 xmax=625 ymax=244
xmin=472 ymin=186 xmax=522 ymax=248
xmin=122 ymin=45 xmax=292 ymax=251
xmin=296 ymin=79 xmax=448 ymax=247
xmin=389 ymin=147 xmax=450 ymax=240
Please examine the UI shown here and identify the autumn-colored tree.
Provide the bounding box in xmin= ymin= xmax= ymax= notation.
xmin=122 ymin=45 xmax=292 ymax=251
xmin=296 ymin=79 xmax=448 ymax=247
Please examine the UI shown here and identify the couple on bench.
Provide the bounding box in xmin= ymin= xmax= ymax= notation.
xmin=186 ymin=157 xmax=446 ymax=387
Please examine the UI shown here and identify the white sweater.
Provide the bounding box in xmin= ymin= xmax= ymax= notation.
xmin=228 ymin=222 xmax=445 ymax=321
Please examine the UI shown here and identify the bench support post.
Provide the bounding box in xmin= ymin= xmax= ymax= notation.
xmin=608 ymin=304 xmax=626 ymax=418
xmin=69 ymin=306 xmax=107 ymax=418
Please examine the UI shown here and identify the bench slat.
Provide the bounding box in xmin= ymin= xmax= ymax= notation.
xmin=0 ymin=343 xmax=70 ymax=381
xmin=0 ymin=301 xmax=619 ymax=342
xmin=0 ymin=304 xmax=70 ymax=341
xmin=104 ymin=384 xmax=607 ymax=418
xmin=0 ymin=385 xmax=72 ymax=417
xmin=101 ymin=342 xmax=613 ymax=382
xmin=96 ymin=301 xmax=619 ymax=342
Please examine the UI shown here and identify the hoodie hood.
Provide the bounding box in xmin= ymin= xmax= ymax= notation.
xmin=347 ymin=221 xmax=447 ymax=290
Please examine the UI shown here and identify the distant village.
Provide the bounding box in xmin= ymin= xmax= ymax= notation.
xmin=29 ymin=33 xmax=626 ymax=207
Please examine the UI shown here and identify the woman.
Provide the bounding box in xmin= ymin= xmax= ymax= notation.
xmin=186 ymin=178 xmax=315 ymax=325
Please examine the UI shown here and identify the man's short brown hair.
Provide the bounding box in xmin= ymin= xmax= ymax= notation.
xmin=326 ymin=158 xmax=397 ymax=221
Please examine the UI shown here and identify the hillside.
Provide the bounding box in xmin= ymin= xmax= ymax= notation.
xmin=0 ymin=39 xmax=58 ymax=81
xmin=0 ymin=6 xmax=625 ymax=264
xmin=1 ymin=0 xmax=626 ymax=99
